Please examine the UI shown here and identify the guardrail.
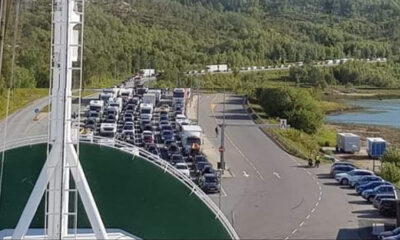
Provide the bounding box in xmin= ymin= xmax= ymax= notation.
xmin=0 ymin=135 xmax=239 ymax=240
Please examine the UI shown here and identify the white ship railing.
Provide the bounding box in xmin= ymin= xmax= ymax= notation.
xmin=0 ymin=135 xmax=239 ymax=240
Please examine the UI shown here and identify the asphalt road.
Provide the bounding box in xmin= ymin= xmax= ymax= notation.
xmin=199 ymin=93 xmax=392 ymax=239
xmin=0 ymin=97 xmax=49 ymax=146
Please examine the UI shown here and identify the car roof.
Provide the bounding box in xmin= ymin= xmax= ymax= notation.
xmin=352 ymin=169 xmax=374 ymax=173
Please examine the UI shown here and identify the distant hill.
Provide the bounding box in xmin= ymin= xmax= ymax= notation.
xmin=0 ymin=0 xmax=399 ymax=88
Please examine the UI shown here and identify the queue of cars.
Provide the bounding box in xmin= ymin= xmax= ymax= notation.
xmin=330 ymin=162 xmax=397 ymax=220
xmin=82 ymin=80 xmax=220 ymax=194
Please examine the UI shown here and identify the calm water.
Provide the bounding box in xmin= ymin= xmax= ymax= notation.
xmin=326 ymin=99 xmax=400 ymax=128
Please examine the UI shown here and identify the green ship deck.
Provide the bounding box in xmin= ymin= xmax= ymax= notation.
xmin=0 ymin=143 xmax=233 ymax=239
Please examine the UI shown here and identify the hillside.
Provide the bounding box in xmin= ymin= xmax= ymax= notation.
xmin=0 ymin=0 xmax=399 ymax=89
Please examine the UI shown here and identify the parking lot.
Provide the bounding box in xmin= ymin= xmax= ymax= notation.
xmin=78 ymin=76 xmax=221 ymax=195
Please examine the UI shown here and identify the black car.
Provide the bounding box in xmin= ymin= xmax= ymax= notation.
xmin=194 ymin=155 xmax=207 ymax=163
xmin=105 ymin=114 xmax=117 ymax=123
xmin=85 ymin=118 xmax=97 ymax=130
xmin=200 ymin=173 xmax=220 ymax=193
xmin=168 ymin=144 xmax=180 ymax=155
xmin=146 ymin=144 xmax=159 ymax=156
xmin=143 ymin=124 xmax=153 ymax=132
xmin=195 ymin=162 xmax=212 ymax=175
xmin=159 ymin=148 xmax=170 ymax=160
xmin=170 ymin=154 xmax=184 ymax=165
xmin=378 ymin=199 xmax=397 ymax=217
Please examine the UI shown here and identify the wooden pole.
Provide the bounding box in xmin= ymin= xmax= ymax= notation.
xmin=0 ymin=0 xmax=8 ymax=83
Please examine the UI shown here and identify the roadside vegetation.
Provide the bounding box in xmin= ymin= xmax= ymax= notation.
xmin=381 ymin=148 xmax=400 ymax=186
xmin=0 ymin=89 xmax=48 ymax=120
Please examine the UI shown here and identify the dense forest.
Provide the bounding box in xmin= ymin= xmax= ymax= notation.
xmin=0 ymin=0 xmax=399 ymax=88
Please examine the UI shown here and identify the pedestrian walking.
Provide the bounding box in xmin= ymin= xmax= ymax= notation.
xmin=215 ymin=126 xmax=219 ymax=137
xmin=315 ymin=155 xmax=321 ymax=168
xmin=308 ymin=158 xmax=313 ymax=168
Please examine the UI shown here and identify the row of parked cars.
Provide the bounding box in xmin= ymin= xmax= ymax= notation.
xmin=330 ymin=162 xmax=397 ymax=220
xmin=82 ymin=81 xmax=220 ymax=194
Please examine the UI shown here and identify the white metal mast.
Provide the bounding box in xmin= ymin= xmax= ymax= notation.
xmin=11 ymin=0 xmax=108 ymax=239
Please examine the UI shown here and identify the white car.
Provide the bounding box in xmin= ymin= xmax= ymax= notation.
xmin=175 ymin=163 xmax=190 ymax=177
xmin=100 ymin=123 xmax=117 ymax=137
xmin=335 ymin=169 xmax=374 ymax=185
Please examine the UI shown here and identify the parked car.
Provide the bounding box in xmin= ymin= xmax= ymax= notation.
xmin=373 ymin=194 xmax=396 ymax=209
xmin=146 ymin=144 xmax=159 ymax=156
xmin=195 ymin=162 xmax=212 ymax=176
xmin=362 ymin=185 xmax=394 ymax=202
xmin=330 ymin=165 xmax=355 ymax=177
xmin=175 ymin=163 xmax=190 ymax=177
xmin=378 ymin=227 xmax=400 ymax=239
xmin=378 ymin=199 xmax=397 ymax=217
xmin=142 ymin=131 xmax=154 ymax=144
xmin=356 ymin=181 xmax=391 ymax=195
xmin=159 ymin=147 xmax=169 ymax=160
xmin=199 ymin=173 xmax=220 ymax=193
xmin=353 ymin=175 xmax=383 ymax=188
xmin=335 ymin=169 xmax=374 ymax=186
xmin=331 ymin=162 xmax=356 ymax=170
xmin=161 ymin=130 xmax=175 ymax=142
xmin=170 ymin=154 xmax=184 ymax=166
xmin=85 ymin=118 xmax=97 ymax=131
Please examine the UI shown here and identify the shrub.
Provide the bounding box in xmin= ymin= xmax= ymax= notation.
xmin=380 ymin=163 xmax=400 ymax=184
xmin=257 ymin=87 xmax=323 ymax=134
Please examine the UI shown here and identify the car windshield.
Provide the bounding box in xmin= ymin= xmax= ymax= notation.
xmin=205 ymin=177 xmax=218 ymax=183
xmin=141 ymin=109 xmax=151 ymax=114
xmin=172 ymin=155 xmax=182 ymax=160
xmin=124 ymin=126 xmax=133 ymax=130
xmin=176 ymin=165 xmax=187 ymax=170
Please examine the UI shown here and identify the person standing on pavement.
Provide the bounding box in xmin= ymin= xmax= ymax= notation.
xmin=315 ymin=155 xmax=321 ymax=168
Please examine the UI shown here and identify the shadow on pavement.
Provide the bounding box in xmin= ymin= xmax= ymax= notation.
xmin=352 ymin=209 xmax=388 ymax=219
xmin=347 ymin=192 xmax=360 ymax=196
xmin=323 ymin=182 xmax=341 ymax=186
xmin=316 ymin=173 xmax=332 ymax=179
xmin=348 ymin=200 xmax=371 ymax=205
xmin=212 ymin=115 xmax=250 ymax=120
xmin=218 ymin=99 xmax=244 ymax=105
xmin=219 ymin=109 xmax=247 ymax=114
xmin=336 ymin=226 xmax=375 ymax=240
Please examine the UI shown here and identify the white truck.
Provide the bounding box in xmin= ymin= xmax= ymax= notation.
xmin=181 ymin=125 xmax=202 ymax=154
xmin=336 ymin=133 xmax=360 ymax=153
xmin=119 ymin=88 xmax=133 ymax=98
xmin=100 ymin=123 xmax=117 ymax=137
xmin=140 ymin=69 xmax=155 ymax=77
xmin=147 ymin=89 xmax=161 ymax=104
xmin=89 ymin=100 xmax=104 ymax=113
xmin=140 ymin=103 xmax=153 ymax=120
xmin=206 ymin=64 xmax=228 ymax=72
xmin=173 ymin=88 xmax=186 ymax=107
xmin=142 ymin=93 xmax=157 ymax=106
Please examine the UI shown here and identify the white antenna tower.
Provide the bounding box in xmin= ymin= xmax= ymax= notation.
xmin=11 ymin=0 xmax=108 ymax=239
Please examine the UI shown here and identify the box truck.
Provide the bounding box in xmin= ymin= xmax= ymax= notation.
xmin=336 ymin=133 xmax=360 ymax=153
xmin=367 ymin=138 xmax=386 ymax=158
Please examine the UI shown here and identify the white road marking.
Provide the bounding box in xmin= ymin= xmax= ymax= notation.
xmin=243 ymin=171 xmax=249 ymax=178
xmin=299 ymin=221 xmax=304 ymax=227
xmin=284 ymin=237 xmax=289 ymax=240
xmin=292 ymin=229 xmax=298 ymax=234
xmin=306 ymin=214 xmax=311 ymax=219
xmin=273 ymin=172 xmax=281 ymax=179
xmin=315 ymin=202 xmax=319 ymax=207
xmin=311 ymin=208 xmax=316 ymax=213
xmin=318 ymin=196 xmax=322 ymax=201
xmin=221 ymin=187 xmax=228 ymax=197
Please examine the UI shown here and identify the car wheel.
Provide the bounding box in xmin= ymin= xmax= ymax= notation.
xmin=341 ymin=178 xmax=349 ymax=185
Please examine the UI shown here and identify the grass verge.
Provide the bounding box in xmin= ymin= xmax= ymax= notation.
xmin=247 ymin=100 xmax=337 ymax=160
xmin=0 ymin=88 xmax=48 ymax=120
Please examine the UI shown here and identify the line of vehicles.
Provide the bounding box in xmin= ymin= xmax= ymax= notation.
xmin=81 ymin=79 xmax=220 ymax=194
xmin=330 ymin=162 xmax=398 ymax=222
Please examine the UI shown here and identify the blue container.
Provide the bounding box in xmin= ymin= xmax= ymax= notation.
xmin=367 ymin=138 xmax=386 ymax=158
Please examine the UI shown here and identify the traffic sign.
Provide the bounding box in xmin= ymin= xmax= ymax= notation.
xmin=219 ymin=146 xmax=225 ymax=153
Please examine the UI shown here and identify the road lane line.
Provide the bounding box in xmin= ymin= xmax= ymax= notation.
xmin=209 ymin=95 xmax=265 ymax=181
xmin=311 ymin=208 xmax=316 ymax=213
xmin=299 ymin=221 xmax=304 ymax=227
xmin=221 ymin=187 xmax=228 ymax=197
xmin=292 ymin=229 xmax=298 ymax=234
xmin=273 ymin=172 xmax=281 ymax=180
xmin=284 ymin=237 xmax=289 ymax=240
xmin=306 ymin=214 xmax=311 ymax=219
xmin=243 ymin=171 xmax=249 ymax=178
xmin=315 ymin=202 xmax=319 ymax=207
